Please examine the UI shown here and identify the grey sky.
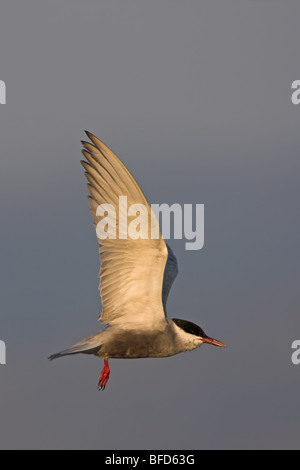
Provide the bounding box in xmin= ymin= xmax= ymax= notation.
xmin=1 ymin=0 xmax=300 ymax=449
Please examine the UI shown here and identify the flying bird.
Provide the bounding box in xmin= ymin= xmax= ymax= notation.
xmin=49 ymin=132 xmax=226 ymax=390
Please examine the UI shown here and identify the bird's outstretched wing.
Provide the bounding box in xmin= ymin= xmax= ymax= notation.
xmin=81 ymin=132 xmax=168 ymax=328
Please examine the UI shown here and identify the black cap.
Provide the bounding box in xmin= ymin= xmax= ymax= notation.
xmin=172 ymin=318 xmax=208 ymax=339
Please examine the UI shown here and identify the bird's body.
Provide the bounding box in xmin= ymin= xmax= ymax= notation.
xmin=49 ymin=132 xmax=226 ymax=389
xmin=50 ymin=318 xmax=217 ymax=361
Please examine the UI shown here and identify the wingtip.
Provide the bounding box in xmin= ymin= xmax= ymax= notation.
xmin=84 ymin=131 xmax=107 ymax=153
xmin=85 ymin=130 xmax=94 ymax=140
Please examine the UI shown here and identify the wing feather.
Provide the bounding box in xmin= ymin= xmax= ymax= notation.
xmin=81 ymin=132 xmax=169 ymax=328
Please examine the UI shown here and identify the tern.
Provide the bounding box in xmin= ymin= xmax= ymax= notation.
xmin=49 ymin=132 xmax=226 ymax=389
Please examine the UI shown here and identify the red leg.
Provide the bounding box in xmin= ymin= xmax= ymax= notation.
xmin=98 ymin=359 xmax=110 ymax=390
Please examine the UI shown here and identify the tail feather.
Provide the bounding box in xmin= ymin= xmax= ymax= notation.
xmin=48 ymin=342 xmax=101 ymax=361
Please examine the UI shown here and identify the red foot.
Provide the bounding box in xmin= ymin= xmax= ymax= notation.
xmin=98 ymin=359 xmax=110 ymax=390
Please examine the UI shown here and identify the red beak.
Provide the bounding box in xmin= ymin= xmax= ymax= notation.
xmin=201 ymin=337 xmax=226 ymax=348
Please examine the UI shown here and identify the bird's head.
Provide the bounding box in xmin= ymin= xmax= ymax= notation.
xmin=172 ymin=318 xmax=226 ymax=350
